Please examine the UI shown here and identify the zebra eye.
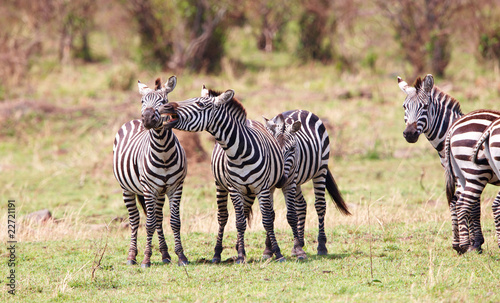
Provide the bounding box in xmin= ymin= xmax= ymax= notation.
xmin=195 ymin=101 xmax=205 ymax=108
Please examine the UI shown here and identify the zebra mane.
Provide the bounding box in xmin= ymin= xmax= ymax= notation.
xmin=413 ymin=77 xmax=463 ymax=115
xmin=206 ymin=88 xmax=247 ymax=118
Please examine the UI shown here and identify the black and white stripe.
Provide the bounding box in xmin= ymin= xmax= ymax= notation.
xmin=398 ymin=74 xmax=482 ymax=253
xmin=160 ymin=87 xmax=285 ymax=263
xmin=471 ymin=118 xmax=500 ymax=248
xmin=113 ymin=76 xmax=188 ymax=267
xmin=265 ymin=110 xmax=351 ymax=258
xmin=444 ymin=109 xmax=500 ymax=253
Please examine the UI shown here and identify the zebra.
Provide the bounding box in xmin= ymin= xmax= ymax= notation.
xmin=264 ymin=110 xmax=351 ymax=258
xmin=263 ymin=113 xmax=305 ymax=258
xmin=443 ymin=107 xmax=500 ymax=253
xmin=113 ymin=76 xmax=188 ymax=267
xmin=398 ymin=74 xmax=484 ymax=253
xmin=159 ymin=87 xmax=286 ymax=263
xmin=471 ymin=118 xmax=500 ymax=248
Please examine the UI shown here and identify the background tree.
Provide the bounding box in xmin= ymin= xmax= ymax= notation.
xmin=377 ymin=0 xmax=471 ymax=78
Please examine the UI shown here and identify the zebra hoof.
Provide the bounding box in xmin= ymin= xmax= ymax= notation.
xmin=317 ymin=250 xmax=328 ymax=256
xmin=212 ymin=257 xmax=221 ymax=264
xmin=141 ymin=262 xmax=151 ymax=268
xmin=162 ymin=258 xmax=171 ymax=264
xmin=126 ymin=259 xmax=137 ymax=266
xmin=178 ymin=260 xmax=189 ymax=266
xmin=297 ymin=254 xmax=307 ymax=261
xmin=235 ymin=257 xmax=245 ymax=264
xmin=262 ymin=254 xmax=273 ymax=260
xmin=275 ymin=257 xmax=286 ymax=263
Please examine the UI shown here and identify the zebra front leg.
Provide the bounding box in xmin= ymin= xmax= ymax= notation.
xmin=167 ymin=186 xmax=188 ymax=266
xmin=154 ymin=196 xmax=172 ymax=264
xmin=124 ymin=191 xmax=140 ymax=265
xmin=230 ymin=191 xmax=247 ymax=264
xmin=284 ymin=184 xmax=306 ymax=259
xmin=141 ymin=191 xmax=158 ymax=268
xmin=313 ymin=176 xmax=328 ymax=255
xmin=213 ymin=185 xmax=229 ymax=264
xmin=258 ymin=189 xmax=284 ymax=262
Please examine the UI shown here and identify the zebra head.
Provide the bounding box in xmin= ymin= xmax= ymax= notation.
xmin=264 ymin=114 xmax=301 ymax=188
xmin=398 ymin=74 xmax=434 ymax=143
xmin=137 ymin=76 xmax=177 ymax=130
xmin=159 ymin=86 xmax=235 ymax=132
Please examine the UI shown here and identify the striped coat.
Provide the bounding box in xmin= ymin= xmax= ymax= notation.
xmin=113 ymin=76 xmax=188 ymax=267
xmin=265 ymin=110 xmax=351 ymax=259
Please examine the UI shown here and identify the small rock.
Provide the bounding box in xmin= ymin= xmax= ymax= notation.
xmin=25 ymin=209 xmax=52 ymax=223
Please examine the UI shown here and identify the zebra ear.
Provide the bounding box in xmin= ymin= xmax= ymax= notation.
xmin=397 ymin=77 xmax=410 ymax=94
xmin=201 ymin=84 xmax=209 ymax=97
xmin=138 ymin=80 xmax=153 ymax=96
xmin=291 ymin=121 xmax=301 ymax=133
xmin=215 ymin=89 xmax=234 ymax=106
xmin=164 ymin=76 xmax=177 ymax=94
xmin=423 ymin=74 xmax=434 ymax=94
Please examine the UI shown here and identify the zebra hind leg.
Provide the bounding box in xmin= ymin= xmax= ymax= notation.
xmin=124 ymin=191 xmax=140 ymax=265
xmin=470 ymin=201 xmax=484 ymax=253
xmin=313 ymin=176 xmax=328 ymax=255
xmin=493 ymin=193 xmax=500 ymax=249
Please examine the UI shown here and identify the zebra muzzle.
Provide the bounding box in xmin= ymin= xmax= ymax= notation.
xmin=161 ymin=113 xmax=179 ymax=127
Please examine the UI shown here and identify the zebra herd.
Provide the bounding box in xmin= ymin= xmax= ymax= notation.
xmin=113 ymin=72 xmax=500 ymax=267
xmin=113 ymin=76 xmax=350 ymax=267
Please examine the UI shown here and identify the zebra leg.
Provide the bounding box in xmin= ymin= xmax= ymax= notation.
xmin=230 ymin=190 xmax=247 ymax=264
xmin=167 ymin=185 xmax=188 ymax=266
xmin=283 ymin=184 xmax=306 ymax=259
xmin=213 ymin=184 xmax=229 ymax=264
xmin=124 ymin=191 xmax=139 ymax=265
xmin=449 ymin=193 xmax=460 ymax=253
xmin=313 ymin=175 xmax=328 ymax=255
xmin=141 ymin=191 xmax=158 ymax=268
xmin=493 ymin=193 xmax=500 ymax=249
xmin=470 ymin=201 xmax=484 ymax=252
xmin=153 ymin=195 xmax=171 ymax=264
xmin=295 ymin=186 xmax=307 ymax=249
xmin=456 ymin=186 xmax=481 ymax=254
xmin=258 ymin=189 xmax=284 ymax=262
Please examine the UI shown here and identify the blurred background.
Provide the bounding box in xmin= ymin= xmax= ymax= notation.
xmin=3 ymin=0 xmax=500 ymax=237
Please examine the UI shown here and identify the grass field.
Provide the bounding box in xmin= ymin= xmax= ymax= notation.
xmin=3 ymin=31 xmax=500 ymax=301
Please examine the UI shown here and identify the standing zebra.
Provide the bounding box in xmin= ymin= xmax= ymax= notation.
xmin=264 ymin=114 xmax=305 ymax=258
xmin=444 ymin=108 xmax=500 ymax=253
xmin=160 ymin=88 xmax=286 ymax=263
xmin=264 ymin=110 xmax=351 ymax=258
xmin=471 ymin=118 xmax=500 ymax=247
xmin=113 ymin=76 xmax=188 ymax=267
xmin=398 ymin=74 xmax=483 ymax=252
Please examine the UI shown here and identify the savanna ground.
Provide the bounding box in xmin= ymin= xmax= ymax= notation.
xmin=3 ymin=23 xmax=500 ymax=302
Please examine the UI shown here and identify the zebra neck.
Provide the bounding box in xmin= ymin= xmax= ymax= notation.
xmin=148 ymin=128 xmax=175 ymax=154
xmin=425 ymin=98 xmax=463 ymax=158
xmin=210 ymin=122 xmax=254 ymax=160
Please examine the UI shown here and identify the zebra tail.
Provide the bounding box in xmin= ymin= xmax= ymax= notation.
xmin=444 ymin=134 xmax=456 ymax=206
xmin=326 ymin=169 xmax=352 ymax=216
xmin=136 ymin=195 xmax=147 ymax=216
xmin=471 ymin=127 xmax=491 ymax=164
